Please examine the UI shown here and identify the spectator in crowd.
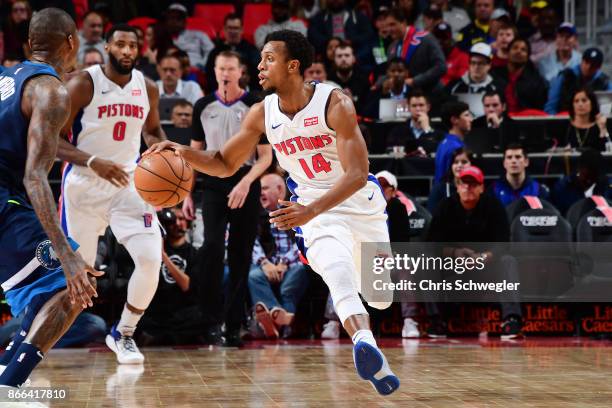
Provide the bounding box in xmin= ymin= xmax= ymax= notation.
xmin=434 ymin=101 xmax=472 ymax=182
xmin=426 ymin=165 xmax=523 ymax=339
xmin=164 ymin=2 xmax=214 ymax=70
xmin=457 ymin=0 xmax=494 ymax=51
xmin=139 ymin=208 xmax=202 ymax=345
xmin=206 ymin=14 xmax=260 ymax=93
xmin=433 ymin=22 xmax=469 ymax=86
xmin=447 ymin=42 xmax=502 ymax=95
xmin=323 ymin=36 xmax=342 ymax=73
xmin=135 ymin=23 xmax=162 ymax=80
xmin=77 ymin=11 xmax=106 ymax=64
xmin=328 ymin=42 xmax=370 ymax=112
xmin=537 ymin=22 xmax=581 ymax=84
xmin=418 ymin=0 xmax=470 ymax=37
xmin=187 ymin=51 xmax=273 ymax=347
xmin=420 ymin=4 xmax=444 ymax=32
xmin=304 ymin=58 xmax=340 ymax=88
xmin=387 ymin=89 xmax=444 ymax=155
xmin=490 ymin=144 xmax=549 ymax=206
xmin=471 ymin=90 xmax=520 ymax=152
xmin=308 ymin=0 xmax=374 ymax=63
xmin=488 ymin=8 xmax=511 ymax=40
xmin=427 ymin=147 xmax=473 ymax=212
xmin=491 ymin=23 xmax=517 ymax=69
xmin=362 ymin=58 xmax=410 ymax=119
xmin=386 ymin=8 xmax=447 ymax=98
xmin=171 ymin=99 xmax=193 ymax=129
xmin=492 ymin=37 xmax=548 ymax=113
xmin=551 ymin=149 xmax=612 ymax=214
xmin=81 ymin=47 xmax=104 ymax=68
xmin=545 ymin=48 xmax=612 ymax=115
xmin=294 ymin=0 xmax=321 ymax=19
xmin=2 ymin=0 xmax=31 ymax=61
xmin=2 ymin=54 xmax=21 ymax=68
xmin=395 ymin=0 xmax=420 ymax=25
xmin=364 ymin=6 xmax=392 ymax=78
xmin=249 ymin=173 xmax=309 ymax=339
xmin=156 ymin=54 xmax=203 ymax=106
xmin=563 ymin=88 xmax=610 ymax=151
xmin=528 ymin=6 xmax=558 ymax=64
xmin=255 ymin=0 xmax=308 ymax=50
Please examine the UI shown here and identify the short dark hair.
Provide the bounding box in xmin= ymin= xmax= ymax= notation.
xmin=83 ymin=47 xmax=104 ymax=59
xmin=441 ymin=101 xmax=470 ymax=128
xmin=504 ymin=143 xmax=527 ymax=158
xmin=106 ymin=23 xmax=139 ymax=43
xmin=29 ymin=7 xmax=76 ymax=53
xmin=224 ymin=12 xmax=242 ymax=25
xmin=508 ymin=37 xmax=531 ymax=58
xmin=569 ymin=87 xmax=600 ymax=122
xmin=482 ymin=90 xmax=506 ymax=105
xmin=387 ymin=7 xmax=407 ymax=23
xmin=216 ymin=50 xmax=243 ymax=65
xmin=264 ymin=29 xmax=314 ymax=75
xmin=407 ymin=88 xmax=429 ymax=104
xmin=387 ymin=57 xmax=407 ymax=70
xmin=172 ymin=99 xmax=193 ymax=110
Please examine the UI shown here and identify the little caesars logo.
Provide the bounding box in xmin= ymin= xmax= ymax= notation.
xmin=35 ymin=240 xmax=61 ymax=270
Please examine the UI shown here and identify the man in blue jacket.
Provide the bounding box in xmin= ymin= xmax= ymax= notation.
xmin=434 ymin=101 xmax=471 ymax=182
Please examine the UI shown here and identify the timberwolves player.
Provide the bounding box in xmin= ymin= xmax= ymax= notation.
xmin=147 ymin=30 xmax=400 ymax=395
xmin=0 ymin=8 xmax=103 ymax=394
xmin=57 ymin=24 xmax=166 ymax=364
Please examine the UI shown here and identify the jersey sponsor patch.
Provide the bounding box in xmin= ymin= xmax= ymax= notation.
xmin=304 ymin=116 xmax=318 ymax=127
xmin=143 ymin=213 xmax=153 ymax=228
xmin=35 ymin=240 xmax=61 ymax=270
xmin=132 ymin=89 xmax=142 ymax=96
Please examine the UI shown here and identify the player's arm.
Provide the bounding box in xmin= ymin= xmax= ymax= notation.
xmin=56 ymin=72 xmax=129 ymax=187
xmin=22 ymin=76 xmax=101 ymax=308
xmin=145 ymin=102 xmax=267 ymax=178
xmin=142 ymin=77 xmax=167 ymax=147
xmin=270 ymin=90 xmax=369 ymax=230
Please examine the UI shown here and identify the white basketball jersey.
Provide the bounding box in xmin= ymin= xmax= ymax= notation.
xmin=264 ymin=82 xmax=385 ymax=216
xmin=71 ymin=65 xmax=150 ymax=173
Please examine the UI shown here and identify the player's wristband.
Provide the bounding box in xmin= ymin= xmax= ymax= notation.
xmin=86 ymin=155 xmax=97 ymax=168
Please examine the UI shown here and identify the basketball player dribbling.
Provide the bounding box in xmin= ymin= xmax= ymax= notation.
xmin=147 ymin=30 xmax=400 ymax=395
xmin=57 ymin=24 xmax=167 ymax=364
xmin=0 ymin=8 xmax=103 ymax=401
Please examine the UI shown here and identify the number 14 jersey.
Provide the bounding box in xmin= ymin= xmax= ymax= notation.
xmin=71 ymin=65 xmax=150 ymax=174
xmin=263 ymin=82 xmax=385 ymax=216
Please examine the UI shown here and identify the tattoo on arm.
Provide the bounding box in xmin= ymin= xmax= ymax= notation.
xmin=23 ymin=76 xmax=74 ymax=260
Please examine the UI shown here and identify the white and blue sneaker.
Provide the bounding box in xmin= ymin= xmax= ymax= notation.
xmin=105 ymin=325 xmax=144 ymax=364
xmin=353 ymin=341 xmax=400 ymax=395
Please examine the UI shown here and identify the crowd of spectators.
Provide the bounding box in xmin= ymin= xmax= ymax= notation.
xmin=0 ymin=0 xmax=611 ymax=345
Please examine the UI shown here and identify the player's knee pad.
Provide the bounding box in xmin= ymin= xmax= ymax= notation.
xmin=367 ymin=301 xmax=392 ymax=310
xmin=319 ymin=261 xmax=367 ymax=323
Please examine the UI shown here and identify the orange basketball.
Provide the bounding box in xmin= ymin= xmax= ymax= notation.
xmin=134 ymin=150 xmax=194 ymax=208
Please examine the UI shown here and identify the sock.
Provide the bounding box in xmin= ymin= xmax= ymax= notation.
xmin=116 ymin=304 xmax=143 ymax=337
xmin=0 ymin=329 xmax=27 ymax=366
xmin=352 ymin=329 xmax=377 ymax=348
xmin=0 ymin=343 xmax=43 ymax=387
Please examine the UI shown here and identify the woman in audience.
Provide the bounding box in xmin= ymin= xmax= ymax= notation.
xmin=565 ymin=88 xmax=610 ymax=152
xmin=427 ymin=147 xmax=474 ymax=212
xmin=2 ymin=0 xmax=32 ymax=61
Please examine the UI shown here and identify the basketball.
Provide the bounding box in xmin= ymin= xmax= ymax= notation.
xmin=134 ymin=150 xmax=194 ymax=208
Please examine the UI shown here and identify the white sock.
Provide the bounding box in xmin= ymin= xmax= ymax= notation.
xmin=352 ymin=329 xmax=377 ymax=348
xmin=117 ymin=304 xmax=143 ymax=337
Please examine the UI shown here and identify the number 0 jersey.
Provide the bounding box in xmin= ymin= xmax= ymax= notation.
xmin=70 ymin=65 xmax=150 ymax=174
xmin=263 ymin=82 xmax=385 ymax=216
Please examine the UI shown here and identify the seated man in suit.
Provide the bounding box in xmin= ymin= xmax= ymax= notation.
xmin=469 ymin=90 xmax=520 ymax=153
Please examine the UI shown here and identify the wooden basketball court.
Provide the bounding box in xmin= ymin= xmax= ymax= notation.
xmin=18 ymin=337 xmax=612 ymax=407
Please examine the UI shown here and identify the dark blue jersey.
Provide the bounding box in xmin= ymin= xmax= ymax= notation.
xmin=0 ymin=61 xmax=59 ymax=194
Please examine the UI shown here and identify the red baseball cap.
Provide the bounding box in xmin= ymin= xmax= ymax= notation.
xmin=459 ymin=166 xmax=484 ymax=184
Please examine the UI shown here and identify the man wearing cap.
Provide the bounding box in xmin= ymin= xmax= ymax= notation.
xmin=164 ymin=3 xmax=214 ymax=70
xmin=544 ymin=47 xmax=612 ymax=114
xmin=457 ymin=0 xmax=494 ymax=51
xmin=419 ymin=0 xmax=470 ymax=38
xmin=432 ymin=22 xmax=469 ymax=86
xmin=528 ymin=6 xmax=559 ymax=63
xmin=447 ymin=42 xmax=503 ymax=95
xmin=537 ymin=22 xmax=581 ymax=83
xmin=426 ymin=165 xmax=523 ymax=339
xmin=254 ymin=0 xmax=307 ymax=50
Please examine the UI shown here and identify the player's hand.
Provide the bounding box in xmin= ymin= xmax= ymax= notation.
xmin=143 ymin=140 xmax=188 ymax=156
xmin=227 ymin=179 xmax=250 ymax=209
xmin=89 ymin=157 xmax=129 ymax=187
xmin=61 ymin=252 xmax=104 ymax=309
xmin=269 ymin=200 xmax=316 ymax=230
xmin=262 ymin=261 xmax=280 ymax=283
xmin=182 ymin=194 xmax=195 ymax=220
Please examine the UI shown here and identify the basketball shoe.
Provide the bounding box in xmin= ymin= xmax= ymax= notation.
xmin=353 ymin=341 xmax=400 ymax=395
xmin=105 ymin=324 xmax=144 ymax=364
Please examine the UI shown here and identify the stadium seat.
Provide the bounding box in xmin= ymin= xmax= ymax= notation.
xmin=128 ymin=16 xmax=157 ymax=33
xmin=193 ymin=3 xmax=235 ymax=34
xmin=186 ymin=17 xmax=217 ymax=41
xmin=510 ymin=208 xmax=574 ymax=300
xmin=243 ymin=3 xmax=272 ymax=45
xmin=505 ymin=196 xmax=559 ymax=222
xmin=398 ymin=195 xmax=431 ymax=241
xmin=566 ymin=196 xmax=611 ymax=229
